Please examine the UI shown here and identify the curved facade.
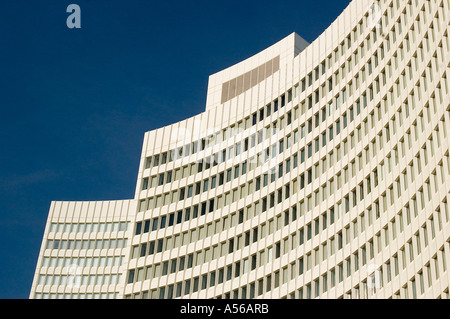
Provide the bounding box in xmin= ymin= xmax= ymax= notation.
xmin=30 ymin=0 xmax=450 ymax=299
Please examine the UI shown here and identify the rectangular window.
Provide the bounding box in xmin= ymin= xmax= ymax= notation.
xmin=142 ymin=178 xmax=149 ymax=190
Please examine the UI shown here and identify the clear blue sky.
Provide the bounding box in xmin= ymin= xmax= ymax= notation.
xmin=0 ymin=0 xmax=350 ymax=298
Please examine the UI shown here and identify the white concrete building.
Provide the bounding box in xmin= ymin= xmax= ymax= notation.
xmin=30 ymin=0 xmax=450 ymax=299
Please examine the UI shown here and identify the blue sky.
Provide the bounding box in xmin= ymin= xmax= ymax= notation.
xmin=0 ymin=0 xmax=350 ymax=298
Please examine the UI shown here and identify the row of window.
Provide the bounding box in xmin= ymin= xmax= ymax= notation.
xmin=45 ymin=239 xmax=128 ymax=251
xmin=142 ymin=97 xmax=352 ymax=192
xmin=40 ymin=256 xmax=126 ymax=269
xmin=129 ymin=191 xmax=448 ymax=290
xmin=127 ymin=219 xmax=450 ymax=299
xmin=133 ymin=122 xmax=450 ymax=276
xmin=48 ymin=222 xmax=129 ymax=234
xmin=142 ymin=96 xmax=289 ymax=173
xmin=37 ymin=273 xmax=122 ymax=287
xmin=135 ymin=116 xmax=449 ymax=241
xmin=34 ymin=292 xmax=119 ymax=299
xmin=126 ymin=234 xmax=449 ymax=299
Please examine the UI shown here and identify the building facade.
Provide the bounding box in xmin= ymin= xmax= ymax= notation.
xmin=30 ymin=0 xmax=450 ymax=299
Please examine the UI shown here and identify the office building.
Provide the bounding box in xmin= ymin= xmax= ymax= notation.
xmin=30 ymin=0 xmax=450 ymax=299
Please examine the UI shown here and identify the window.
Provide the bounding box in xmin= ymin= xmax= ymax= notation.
xmin=127 ymin=270 xmax=135 ymax=284
xmin=142 ymin=178 xmax=149 ymax=190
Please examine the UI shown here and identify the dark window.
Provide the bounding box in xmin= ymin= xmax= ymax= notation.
xmin=284 ymin=211 xmax=290 ymax=226
xmin=193 ymin=277 xmax=199 ymax=292
xmin=193 ymin=205 xmax=199 ymax=218
xmin=140 ymin=244 xmax=147 ymax=257
xmin=209 ymin=199 xmax=214 ymax=213
xmin=143 ymin=220 xmax=150 ymax=233
xmin=179 ymin=257 xmax=185 ymax=271
xmin=235 ymin=262 xmax=241 ymax=277
xmin=142 ymin=178 xmax=149 ymax=190
xmin=185 ymin=280 xmax=191 ymax=295
xmin=171 ymin=260 xmax=177 ymax=273
xmin=251 ymin=255 xmax=257 ymax=270
xmin=149 ymin=242 xmax=155 ymax=255
xmin=239 ymin=210 xmax=244 ymax=223
xmin=135 ymin=222 xmax=142 ymax=235
xmin=299 ymin=258 xmax=304 ymax=274
xmin=229 ymin=238 xmax=234 ymax=254
xmin=157 ymin=239 xmax=163 ymax=253
xmin=152 ymin=218 xmax=158 ymax=231
xmin=127 ymin=270 xmax=135 ymax=284
xmin=145 ymin=157 xmax=152 ymax=169
xmin=227 ymin=266 xmax=232 ymax=281
xmin=210 ymin=271 xmax=216 ymax=287
xmin=201 ymin=202 xmax=207 ymax=215
xmin=160 ymin=216 xmax=166 ymax=228
xmin=218 ymin=268 xmax=224 ymax=284
xmin=253 ymin=228 xmax=258 ymax=243
xmin=159 ymin=287 xmax=165 ymax=299
xmin=179 ymin=188 xmax=185 ymax=200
